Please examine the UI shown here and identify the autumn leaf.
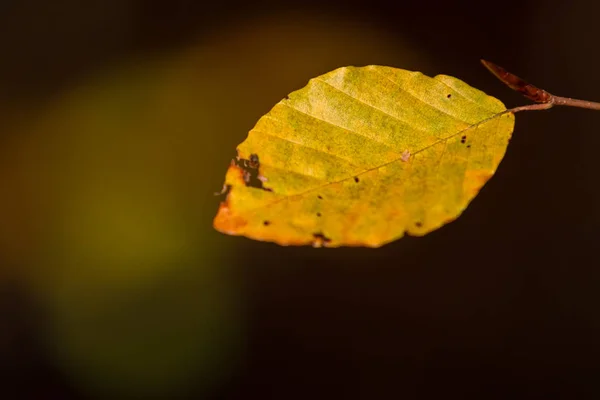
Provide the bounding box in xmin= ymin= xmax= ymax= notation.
xmin=214 ymin=65 xmax=514 ymax=247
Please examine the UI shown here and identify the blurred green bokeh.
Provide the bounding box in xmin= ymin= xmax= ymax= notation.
xmin=1 ymin=10 xmax=423 ymax=397
xmin=13 ymin=53 xmax=242 ymax=397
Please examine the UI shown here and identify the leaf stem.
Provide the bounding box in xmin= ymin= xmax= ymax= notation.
xmin=509 ymin=96 xmax=600 ymax=113
xmin=509 ymin=102 xmax=554 ymax=113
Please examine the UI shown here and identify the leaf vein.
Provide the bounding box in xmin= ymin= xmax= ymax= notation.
xmin=272 ymin=103 xmax=400 ymax=154
xmin=434 ymin=78 xmax=499 ymax=113
xmin=251 ymin=128 xmax=360 ymax=169
xmin=260 ymin=162 xmax=327 ymax=182
xmin=369 ymin=68 xmax=476 ymax=126
xmin=313 ymin=78 xmax=435 ymax=137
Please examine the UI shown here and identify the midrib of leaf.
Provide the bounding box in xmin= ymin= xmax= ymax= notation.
xmin=238 ymin=108 xmax=510 ymax=214
xmin=410 ymin=110 xmax=509 ymax=157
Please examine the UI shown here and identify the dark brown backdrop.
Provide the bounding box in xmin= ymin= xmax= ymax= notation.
xmin=1 ymin=0 xmax=600 ymax=399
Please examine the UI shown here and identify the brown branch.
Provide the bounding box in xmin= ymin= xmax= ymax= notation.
xmin=553 ymin=96 xmax=600 ymax=111
xmin=481 ymin=59 xmax=600 ymax=112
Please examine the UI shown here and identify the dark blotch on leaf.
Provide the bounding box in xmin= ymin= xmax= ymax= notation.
xmin=354 ymin=177 xmax=359 ymax=183
xmin=415 ymin=221 xmax=423 ymax=228
xmin=447 ymin=94 xmax=452 ymax=98
xmin=234 ymin=153 xmax=272 ymax=192
xmin=467 ymin=144 xmax=471 ymax=148
xmin=317 ymin=195 xmax=323 ymax=200
xmin=317 ymin=212 xmax=322 ymax=217
xmin=263 ymin=220 xmax=270 ymax=226
xmin=248 ymin=153 xmax=260 ymax=169
xmin=312 ymin=232 xmax=332 ymax=244
xmin=461 ymin=135 xmax=467 ymax=144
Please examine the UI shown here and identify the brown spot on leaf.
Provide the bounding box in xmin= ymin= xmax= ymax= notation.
xmin=233 ymin=153 xmax=273 ymax=192
xmin=354 ymin=177 xmax=359 ymax=183
xmin=242 ymin=170 xmax=251 ymax=184
xmin=415 ymin=221 xmax=423 ymax=228
xmin=248 ymin=153 xmax=260 ymax=169
xmin=447 ymin=94 xmax=452 ymax=98
xmin=312 ymin=232 xmax=332 ymax=248
xmin=317 ymin=195 xmax=323 ymax=200
xmin=263 ymin=220 xmax=270 ymax=226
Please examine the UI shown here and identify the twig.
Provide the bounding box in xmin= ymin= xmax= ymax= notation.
xmin=481 ymin=59 xmax=600 ymax=112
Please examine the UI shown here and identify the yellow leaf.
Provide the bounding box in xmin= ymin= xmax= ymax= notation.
xmin=214 ymin=65 xmax=515 ymax=247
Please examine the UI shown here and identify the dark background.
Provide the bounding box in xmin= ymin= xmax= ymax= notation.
xmin=1 ymin=0 xmax=600 ymax=398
